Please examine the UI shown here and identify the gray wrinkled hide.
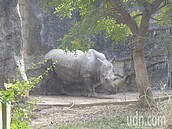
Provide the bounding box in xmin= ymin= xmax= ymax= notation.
xmin=41 ymin=49 xmax=116 ymax=96
xmin=0 ymin=0 xmax=27 ymax=88
xmin=46 ymin=49 xmax=106 ymax=81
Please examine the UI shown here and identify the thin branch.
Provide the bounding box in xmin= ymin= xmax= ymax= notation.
xmin=157 ymin=1 xmax=172 ymax=11
xmin=126 ymin=60 xmax=166 ymax=78
xmin=147 ymin=60 xmax=166 ymax=69
xmin=133 ymin=13 xmax=143 ymax=19
xmin=90 ymin=17 xmax=105 ymax=33
xmin=107 ymin=0 xmax=138 ymax=34
xmin=150 ymin=16 xmax=162 ymax=21
xmin=106 ymin=11 xmax=126 ymax=24
xmin=150 ymin=0 xmax=164 ymax=14
xmin=98 ymin=3 xmax=126 ymax=24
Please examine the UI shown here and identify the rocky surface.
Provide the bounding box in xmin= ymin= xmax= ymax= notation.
xmin=18 ymin=0 xmax=73 ymax=67
xmin=0 ymin=0 xmax=27 ymax=88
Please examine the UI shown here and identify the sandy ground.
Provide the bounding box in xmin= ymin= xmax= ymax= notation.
xmin=29 ymin=91 xmax=172 ymax=128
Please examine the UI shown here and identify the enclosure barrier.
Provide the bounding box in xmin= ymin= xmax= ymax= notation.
xmin=0 ymin=102 xmax=11 ymax=129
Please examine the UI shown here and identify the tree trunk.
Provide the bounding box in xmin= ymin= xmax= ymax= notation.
xmin=167 ymin=50 xmax=172 ymax=90
xmin=132 ymin=39 xmax=153 ymax=106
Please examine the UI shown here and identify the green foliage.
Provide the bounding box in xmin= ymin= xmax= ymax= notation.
xmin=41 ymin=0 xmax=132 ymax=50
xmin=10 ymin=102 xmax=36 ymax=129
xmin=0 ymin=61 xmax=47 ymax=129
xmin=40 ymin=0 xmax=171 ymax=53
xmin=0 ymin=58 xmax=56 ymax=129
xmin=0 ymin=75 xmax=42 ymax=129
xmin=156 ymin=4 xmax=172 ymax=26
xmin=58 ymin=35 xmax=94 ymax=51
xmin=41 ymin=0 xmax=171 ymax=51
xmin=131 ymin=9 xmax=142 ymax=26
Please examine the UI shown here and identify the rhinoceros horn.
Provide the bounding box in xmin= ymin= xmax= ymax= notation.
xmin=109 ymin=56 xmax=116 ymax=63
xmin=111 ymin=76 xmax=127 ymax=94
xmin=115 ymin=76 xmax=127 ymax=88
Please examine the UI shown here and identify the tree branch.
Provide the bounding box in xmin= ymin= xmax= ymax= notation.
xmin=137 ymin=0 xmax=164 ymax=39
xmin=126 ymin=60 xmax=166 ymax=78
xmin=138 ymin=0 xmax=164 ymax=37
xmin=106 ymin=11 xmax=126 ymax=24
xmin=157 ymin=1 xmax=172 ymax=11
xmin=150 ymin=16 xmax=162 ymax=21
xmin=150 ymin=0 xmax=164 ymax=14
xmin=107 ymin=0 xmax=138 ymax=35
xmin=147 ymin=60 xmax=166 ymax=69
xmin=133 ymin=13 xmax=143 ymax=19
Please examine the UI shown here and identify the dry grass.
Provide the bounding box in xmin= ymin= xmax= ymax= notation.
xmin=160 ymin=99 xmax=172 ymax=128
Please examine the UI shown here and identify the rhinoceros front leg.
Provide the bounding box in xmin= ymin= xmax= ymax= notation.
xmin=83 ymin=77 xmax=97 ymax=97
xmin=58 ymin=79 xmax=68 ymax=95
xmin=41 ymin=72 xmax=51 ymax=95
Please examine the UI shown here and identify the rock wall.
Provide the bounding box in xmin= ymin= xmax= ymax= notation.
xmin=18 ymin=0 xmax=72 ymax=68
xmin=18 ymin=0 xmax=43 ymax=66
xmin=18 ymin=0 xmax=77 ymax=94
xmin=0 ymin=0 xmax=27 ymax=89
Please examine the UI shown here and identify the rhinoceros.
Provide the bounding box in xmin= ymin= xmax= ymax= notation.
xmin=41 ymin=49 xmax=126 ymax=96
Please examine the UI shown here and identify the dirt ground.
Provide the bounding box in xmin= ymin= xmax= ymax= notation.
xmin=29 ymin=91 xmax=172 ymax=129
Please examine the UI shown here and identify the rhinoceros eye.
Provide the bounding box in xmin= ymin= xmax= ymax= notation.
xmin=113 ymin=78 xmax=117 ymax=81
xmin=105 ymin=77 xmax=110 ymax=81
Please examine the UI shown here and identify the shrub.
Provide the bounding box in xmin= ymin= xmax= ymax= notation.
xmin=0 ymin=74 xmax=42 ymax=129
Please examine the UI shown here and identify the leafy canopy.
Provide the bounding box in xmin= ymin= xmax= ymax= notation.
xmin=156 ymin=3 xmax=172 ymax=26
xmin=41 ymin=0 xmax=172 ymax=50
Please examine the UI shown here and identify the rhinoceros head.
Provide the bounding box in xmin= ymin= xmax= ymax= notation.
xmin=98 ymin=58 xmax=126 ymax=94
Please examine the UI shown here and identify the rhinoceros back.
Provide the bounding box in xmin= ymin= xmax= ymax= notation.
xmin=44 ymin=49 xmax=85 ymax=82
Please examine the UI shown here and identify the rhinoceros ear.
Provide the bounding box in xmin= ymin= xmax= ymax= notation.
xmin=109 ymin=56 xmax=116 ymax=63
